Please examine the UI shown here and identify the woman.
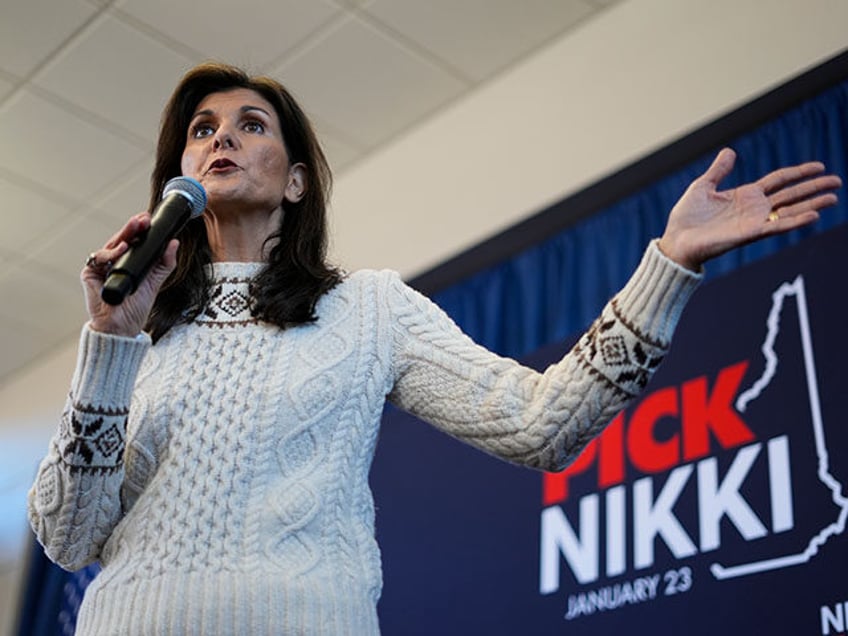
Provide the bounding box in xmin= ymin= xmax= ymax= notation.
xmin=27 ymin=62 xmax=841 ymax=635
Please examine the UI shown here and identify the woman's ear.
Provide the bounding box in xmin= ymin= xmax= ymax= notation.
xmin=284 ymin=163 xmax=307 ymax=203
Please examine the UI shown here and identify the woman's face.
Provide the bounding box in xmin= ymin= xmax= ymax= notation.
xmin=180 ymin=88 xmax=303 ymax=215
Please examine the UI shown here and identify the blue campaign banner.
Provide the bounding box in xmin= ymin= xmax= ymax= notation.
xmin=371 ymin=223 xmax=848 ymax=636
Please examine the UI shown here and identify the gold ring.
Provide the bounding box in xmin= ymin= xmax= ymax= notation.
xmin=767 ymin=211 xmax=780 ymax=223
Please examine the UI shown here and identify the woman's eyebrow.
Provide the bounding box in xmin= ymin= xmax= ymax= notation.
xmin=190 ymin=105 xmax=271 ymax=120
xmin=240 ymin=105 xmax=271 ymax=117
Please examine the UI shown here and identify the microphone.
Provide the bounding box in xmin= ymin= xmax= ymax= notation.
xmin=101 ymin=176 xmax=207 ymax=306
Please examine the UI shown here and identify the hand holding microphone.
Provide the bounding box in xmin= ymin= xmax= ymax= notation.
xmin=102 ymin=177 xmax=207 ymax=305
xmin=83 ymin=176 xmax=207 ymax=336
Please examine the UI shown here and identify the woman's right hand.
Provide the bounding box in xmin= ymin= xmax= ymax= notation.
xmin=82 ymin=212 xmax=179 ymax=337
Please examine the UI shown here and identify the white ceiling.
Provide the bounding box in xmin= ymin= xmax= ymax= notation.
xmin=0 ymin=0 xmax=619 ymax=385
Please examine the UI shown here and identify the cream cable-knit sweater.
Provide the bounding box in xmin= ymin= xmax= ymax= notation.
xmin=28 ymin=241 xmax=700 ymax=635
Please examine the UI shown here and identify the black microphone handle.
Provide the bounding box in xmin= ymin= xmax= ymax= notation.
xmin=100 ymin=192 xmax=193 ymax=306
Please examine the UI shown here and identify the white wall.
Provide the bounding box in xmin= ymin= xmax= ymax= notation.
xmin=1 ymin=0 xmax=846 ymax=632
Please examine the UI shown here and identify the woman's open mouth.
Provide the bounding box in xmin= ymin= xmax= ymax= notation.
xmin=207 ymin=158 xmax=238 ymax=173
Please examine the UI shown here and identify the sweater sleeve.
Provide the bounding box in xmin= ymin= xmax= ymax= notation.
xmin=27 ymin=324 xmax=150 ymax=571
xmin=386 ymin=240 xmax=702 ymax=472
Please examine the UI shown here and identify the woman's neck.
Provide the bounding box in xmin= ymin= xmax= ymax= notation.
xmin=203 ymin=206 xmax=282 ymax=262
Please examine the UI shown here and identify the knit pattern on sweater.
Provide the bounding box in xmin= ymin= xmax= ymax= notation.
xmin=28 ymin=243 xmax=701 ymax=635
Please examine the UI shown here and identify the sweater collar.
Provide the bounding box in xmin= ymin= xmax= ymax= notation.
xmin=195 ymin=262 xmax=264 ymax=326
xmin=208 ymin=261 xmax=265 ymax=281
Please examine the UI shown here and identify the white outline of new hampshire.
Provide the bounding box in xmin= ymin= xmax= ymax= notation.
xmin=711 ymin=275 xmax=848 ymax=580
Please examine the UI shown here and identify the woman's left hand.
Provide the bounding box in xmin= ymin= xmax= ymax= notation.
xmin=658 ymin=147 xmax=842 ymax=271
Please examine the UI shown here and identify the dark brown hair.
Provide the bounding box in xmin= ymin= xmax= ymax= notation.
xmin=145 ymin=62 xmax=341 ymax=341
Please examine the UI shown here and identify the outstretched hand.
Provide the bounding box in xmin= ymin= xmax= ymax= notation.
xmin=658 ymin=148 xmax=842 ymax=271
xmin=82 ymin=212 xmax=179 ymax=337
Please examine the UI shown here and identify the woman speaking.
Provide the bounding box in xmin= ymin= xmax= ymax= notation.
xmin=27 ymin=62 xmax=841 ymax=635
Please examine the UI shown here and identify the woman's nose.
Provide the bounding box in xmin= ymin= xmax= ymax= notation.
xmin=213 ymin=128 xmax=236 ymax=149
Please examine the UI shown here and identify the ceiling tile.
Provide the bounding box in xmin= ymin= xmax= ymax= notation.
xmin=0 ymin=90 xmax=147 ymax=201
xmin=0 ymin=76 xmax=16 ymax=102
xmin=364 ymin=0 xmax=597 ymax=82
xmin=116 ymin=0 xmax=342 ymax=70
xmin=311 ymin=124 xmax=365 ymax=174
xmin=91 ymin=164 xmax=155 ymax=224
xmin=0 ymin=267 xmax=86 ymax=335
xmin=34 ymin=15 xmax=197 ymax=140
xmin=0 ymin=318 xmax=63 ymax=381
xmin=323 ymin=138 xmax=364 ymax=174
xmin=0 ymin=177 xmax=73 ymax=254
xmin=0 ymin=0 xmax=99 ymax=77
xmin=29 ymin=213 xmax=118 ymax=282
xmin=273 ymin=17 xmax=466 ymax=148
